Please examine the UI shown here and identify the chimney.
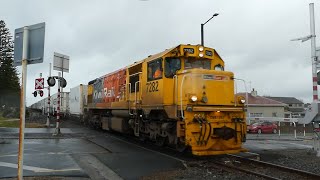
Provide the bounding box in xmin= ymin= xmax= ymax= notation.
xmin=251 ymin=88 xmax=257 ymax=97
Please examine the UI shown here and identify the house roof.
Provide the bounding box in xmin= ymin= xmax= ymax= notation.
xmin=266 ymin=97 xmax=303 ymax=104
xmin=237 ymin=93 xmax=286 ymax=107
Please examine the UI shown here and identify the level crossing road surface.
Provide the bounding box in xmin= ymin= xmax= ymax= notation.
xmin=0 ymin=127 xmax=184 ymax=179
xmin=244 ymin=133 xmax=314 ymax=152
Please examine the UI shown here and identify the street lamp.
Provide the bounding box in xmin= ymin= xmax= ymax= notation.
xmin=201 ymin=13 xmax=219 ymax=46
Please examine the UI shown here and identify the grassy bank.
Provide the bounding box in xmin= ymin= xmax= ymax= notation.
xmin=0 ymin=114 xmax=46 ymax=128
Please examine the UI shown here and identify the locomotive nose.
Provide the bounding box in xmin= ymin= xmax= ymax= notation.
xmin=178 ymin=69 xmax=235 ymax=106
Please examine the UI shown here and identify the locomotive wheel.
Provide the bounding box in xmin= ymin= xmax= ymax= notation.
xmin=176 ymin=138 xmax=187 ymax=152
xmin=155 ymin=136 xmax=167 ymax=147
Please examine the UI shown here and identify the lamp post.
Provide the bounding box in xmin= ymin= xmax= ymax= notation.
xmin=201 ymin=13 xmax=219 ymax=46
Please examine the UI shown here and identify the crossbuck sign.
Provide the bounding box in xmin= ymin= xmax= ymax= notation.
xmin=35 ymin=78 xmax=44 ymax=90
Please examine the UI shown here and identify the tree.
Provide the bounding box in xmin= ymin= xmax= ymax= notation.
xmin=0 ymin=20 xmax=20 ymax=108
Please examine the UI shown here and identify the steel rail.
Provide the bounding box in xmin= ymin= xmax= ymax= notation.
xmin=213 ymin=161 xmax=280 ymax=180
xmin=227 ymin=154 xmax=320 ymax=180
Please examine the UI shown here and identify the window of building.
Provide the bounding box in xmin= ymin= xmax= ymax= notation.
xmin=147 ymin=58 xmax=163 ymax=81
xmin=272 ymin=112 xmax=277 ymax=117
xmin=164 ymin=57 xmax=181 ymax=78
xmin=249 ymin=113 xmax=263 ymax=117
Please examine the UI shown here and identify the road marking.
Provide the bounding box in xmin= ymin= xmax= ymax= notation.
xmin=287 ymin=142 xmax=313 ymax=148
xmin=0 ymin=161 xmax=81 ymax=173
xmin=0 ymin=162 xmax=53 ymax=172
xmin=104 ymin=135 xmax=187 ymax=165
xmin=72 ymin=154 xmax=123 ymax=180
xmin=0 ymin=151 xmax=108 ymax=157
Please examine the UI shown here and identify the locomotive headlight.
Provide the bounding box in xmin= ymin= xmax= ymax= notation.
xmin=190 ymin=95 xmax=198 ymax=102
xmin=199 ymin=53 xmax=204 ymax=57
xmin=237 ymin=96 xmax=246 ymax=104
xmin=199 ymin=46 xmax=204 ymax=52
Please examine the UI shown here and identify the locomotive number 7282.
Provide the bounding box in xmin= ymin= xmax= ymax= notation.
xmin=146 ymin=81 xmax=159 ymax=92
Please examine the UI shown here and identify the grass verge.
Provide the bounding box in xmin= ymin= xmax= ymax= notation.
xmin=0 ymin=117 xmax=46 ymax=128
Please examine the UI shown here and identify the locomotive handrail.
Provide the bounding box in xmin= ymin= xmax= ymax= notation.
xmin=128 ymin=83 xmax=133 ymax=115
xmin=135 ymin=81 xmax=140 ymax=106
xmin=173 ymin=75 xmax=178 ymax=118
xmin=129 ymin=72 xmax=142 ymax=77
xmin=180 ymin=74 xmax=192 ymax=119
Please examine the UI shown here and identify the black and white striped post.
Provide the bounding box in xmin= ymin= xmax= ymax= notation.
xmin=46 ymin=63 xmax=51 ymax=127
xmin=53 ymin=72 xmax=62 ymax=135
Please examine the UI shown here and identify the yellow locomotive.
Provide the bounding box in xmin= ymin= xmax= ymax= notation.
xmin=85 ymin=44 xmax=247 ymax=156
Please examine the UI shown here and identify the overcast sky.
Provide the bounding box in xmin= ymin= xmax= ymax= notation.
xmin=1 ymin=0 xmax=319 ymax=105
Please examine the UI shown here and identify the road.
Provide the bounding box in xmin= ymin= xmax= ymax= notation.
xmin=0 ymin=126 xmax=184 ymax=179
xmin=0 ymin=122 xmax=316 ymax=179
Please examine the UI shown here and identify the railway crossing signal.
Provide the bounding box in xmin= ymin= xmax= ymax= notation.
xmin=32 ymin=90 xmax=44 ymax=97
xmin=32 ymin=91 xmax=37 ymax=97
xmin=35 ymin=78 xmax=44 ymax=90
xmin=47 ymin=76 xmax=67 ymax=88
xmin=47 ymin=77 xmax=56 ymax=86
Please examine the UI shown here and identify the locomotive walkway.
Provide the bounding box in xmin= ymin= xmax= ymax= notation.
xmin=0 ymin=126 xmax=184 ymax=179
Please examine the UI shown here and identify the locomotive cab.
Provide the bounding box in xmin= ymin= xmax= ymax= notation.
xmin=139 ymin=45 xmax=247 ymax=155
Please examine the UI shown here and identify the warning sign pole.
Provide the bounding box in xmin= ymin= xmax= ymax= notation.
xmin=18 ymin=26 xmax=28 ymax=180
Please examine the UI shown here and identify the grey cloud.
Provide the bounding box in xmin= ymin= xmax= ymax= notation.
xmin=0 ymin=0 xmax=318 ymax=105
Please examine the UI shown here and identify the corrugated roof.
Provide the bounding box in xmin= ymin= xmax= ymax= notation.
xmin=267 ymin=97 xmax=303 ymax=104
xmin=237 ymin=93 xmax=286 ymax=106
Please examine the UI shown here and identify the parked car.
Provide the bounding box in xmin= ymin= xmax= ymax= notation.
xmin=247 ymin=121 xmax=277 ymax=134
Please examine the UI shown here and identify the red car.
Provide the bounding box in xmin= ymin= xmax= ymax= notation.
xmin=247 ymin=121 xmax=278 ymax=134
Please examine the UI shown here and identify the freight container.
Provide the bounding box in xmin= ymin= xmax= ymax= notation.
xmin=69 ymin=84 xmax=88 ymax=116
xmin=51 ymin=92 xmax=69 ymax=115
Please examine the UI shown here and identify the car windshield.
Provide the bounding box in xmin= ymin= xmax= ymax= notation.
xmin=184 ymin=58 xmax=211 ymax=70
xmin=252 ymin=123 xmax=261 ymax=126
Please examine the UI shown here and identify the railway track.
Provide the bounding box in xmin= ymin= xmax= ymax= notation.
xmin=69 ymin=120 xmax=320 ymax=179
xmin=212 ymin=154 xmax=320 ymax=180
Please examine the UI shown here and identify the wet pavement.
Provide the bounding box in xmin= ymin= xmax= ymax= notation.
xmin=244 ymin=134 xmax=315 ymax=152
xmin=0 ymin=127 xmax=184 ymax=179
xmin=0 ymin=126 xmax=317 ymax=179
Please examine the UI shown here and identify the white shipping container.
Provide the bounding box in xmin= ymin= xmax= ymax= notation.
xmin=30 ymin=91 xmax=70 ymax=115
xmin=43 ymin=92 xmax=69 ymax=115
xmin=69 ymin=84 xmax=88 ymax=115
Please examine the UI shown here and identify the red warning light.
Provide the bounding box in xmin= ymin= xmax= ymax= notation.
xmin=39 ymin=90 xmax=44 ymax=97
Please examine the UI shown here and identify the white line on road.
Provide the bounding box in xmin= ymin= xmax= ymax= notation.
xmin=0 ymin=151 xmax=108 ymax=157
xmin=0 ymin=162 xmax=53 ymax=172
xmin=0 ymin=161 xmax=81 ymax=173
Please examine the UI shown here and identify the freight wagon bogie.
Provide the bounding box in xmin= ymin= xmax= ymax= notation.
xmin=84 ymin=44 xmax=247 ymax=156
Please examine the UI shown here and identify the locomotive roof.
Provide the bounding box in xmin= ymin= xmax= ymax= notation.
xmin=89 ymin=44 xmax=221 ymax=83
xmin=127 ymin=44 xmax=222 ymax=67
xmin=127 ymin=45 xmax=178 ymax=68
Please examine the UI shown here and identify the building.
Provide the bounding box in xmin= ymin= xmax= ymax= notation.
xmin=266 ymin=97 xmax=305 ymax=118
xmin=237 ymin=89 xmax=286 ymax=124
